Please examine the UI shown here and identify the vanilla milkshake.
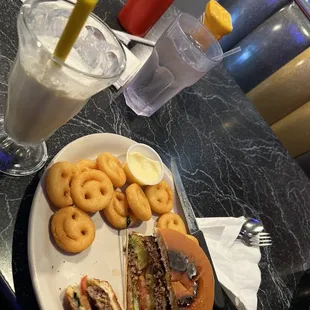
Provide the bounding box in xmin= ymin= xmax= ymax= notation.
xmin=5 ymin=31 xmax=103 ymax=145
xmin=0 ymin=0 xmax=126 ymax=176
xmin=5 ymin=56 xmax=86 ymax=144
xmin=4 ymin=0 xmax=125 ymax=145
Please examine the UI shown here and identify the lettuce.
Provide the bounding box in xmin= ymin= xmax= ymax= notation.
xmin=73 ymin=292 xmax=81 ymax=307
xmin=131 ymin=235 xmax=148 ymax=270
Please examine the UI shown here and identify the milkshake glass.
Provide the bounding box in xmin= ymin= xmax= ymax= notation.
xmin=0 ymin=0 xmax=126 ymax=176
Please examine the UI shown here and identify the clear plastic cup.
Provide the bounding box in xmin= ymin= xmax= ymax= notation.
xmin=123 ymin=13 xmax=223 ymax=117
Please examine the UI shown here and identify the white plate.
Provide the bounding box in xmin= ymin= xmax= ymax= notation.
xmin=28 ymin=133 xmax=181 ymax=310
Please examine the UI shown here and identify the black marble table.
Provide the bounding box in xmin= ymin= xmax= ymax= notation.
xmin=1 ymin=1 xmax=310 ymax=310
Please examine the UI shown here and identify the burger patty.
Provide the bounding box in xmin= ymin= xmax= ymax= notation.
xmin=144 ymin=237 xmax=164 ymax=279
xmin=128 ymin=244 xmax=143 ymax=279
xmin=86 ymin=285 xmax=112 ymax=310
xmin=128 ymin=234 xmax=172 ymax=310
xmin=143 ymin=236 xmax=171 ymax=310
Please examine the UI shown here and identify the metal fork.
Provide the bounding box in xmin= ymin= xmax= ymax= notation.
xmin=250 ymin=232 xmax=272 ymax=247
xmin=239 ymin=232 xmax=272 ymax=247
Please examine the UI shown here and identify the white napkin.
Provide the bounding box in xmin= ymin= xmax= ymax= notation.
xmin=196 ymin=216 xmax=261 ymax=310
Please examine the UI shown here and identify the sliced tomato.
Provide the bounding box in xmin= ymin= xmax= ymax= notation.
xmin=80 ymin=275 xmax=87 ymax=295
xmin=137 ymin=275 xmax=149 ymax=310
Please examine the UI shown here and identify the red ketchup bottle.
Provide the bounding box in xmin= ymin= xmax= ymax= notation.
xmin=118 ymin=0 xmax=174 ymax=37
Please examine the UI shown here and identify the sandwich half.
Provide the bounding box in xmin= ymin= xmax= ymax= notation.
xmin=65 ymin=276 xmax=122 ymax=310
xmin=65 ymin=285 xmax=91 ymax=310
xmin=127 ymin=228 xmax=215 ymax=310
xmin=127 ymin=232 xmax=178 ymax=310
xmin=159 ymin=228 xmax=215 ymax=310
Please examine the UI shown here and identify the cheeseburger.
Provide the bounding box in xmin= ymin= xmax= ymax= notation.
xmin=127 ymin=228 xmax=214 ymax=310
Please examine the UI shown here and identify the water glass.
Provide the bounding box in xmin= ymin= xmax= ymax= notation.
xmin=123 ymin=13 xmax=223 ymax=117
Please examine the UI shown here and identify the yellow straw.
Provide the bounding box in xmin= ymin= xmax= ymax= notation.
xmin=53 ymin=0 xmax=99 ymax=62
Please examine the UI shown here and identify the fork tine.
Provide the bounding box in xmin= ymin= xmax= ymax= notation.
xmin=251 ymin=240 xmax=272 ymax=245
xmin=257 ymin=236 xmax=272 ymax=240
xmin=251 ymin=236 xmax=272 ymax=241
xmin=250 ymin=238 xmax=272 ymax=243
xmin=251 ymin=238 xmax=272 ymax=243
xmin=251 ymin=243 xmax=272 ymax=247
xmin=257 ymin=232 xmax=270 ymax=236
xmin=252 ymin=239 xmax=272 ymax=243
xmin=258 ymin=243 xmax=272 ymax=247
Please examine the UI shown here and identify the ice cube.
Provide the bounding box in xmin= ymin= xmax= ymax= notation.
xmin=74 ymin=25 xmax=108 ymax=70
xmin=48 ymin=11 xmax=69 ymax=38
xmin=104 ymin=51 xmax=120 ymax=76
xmin=27 ymin=8 xmax=46 ymax=36
xmin=73 ymin=25 xmax=124 ymax=77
